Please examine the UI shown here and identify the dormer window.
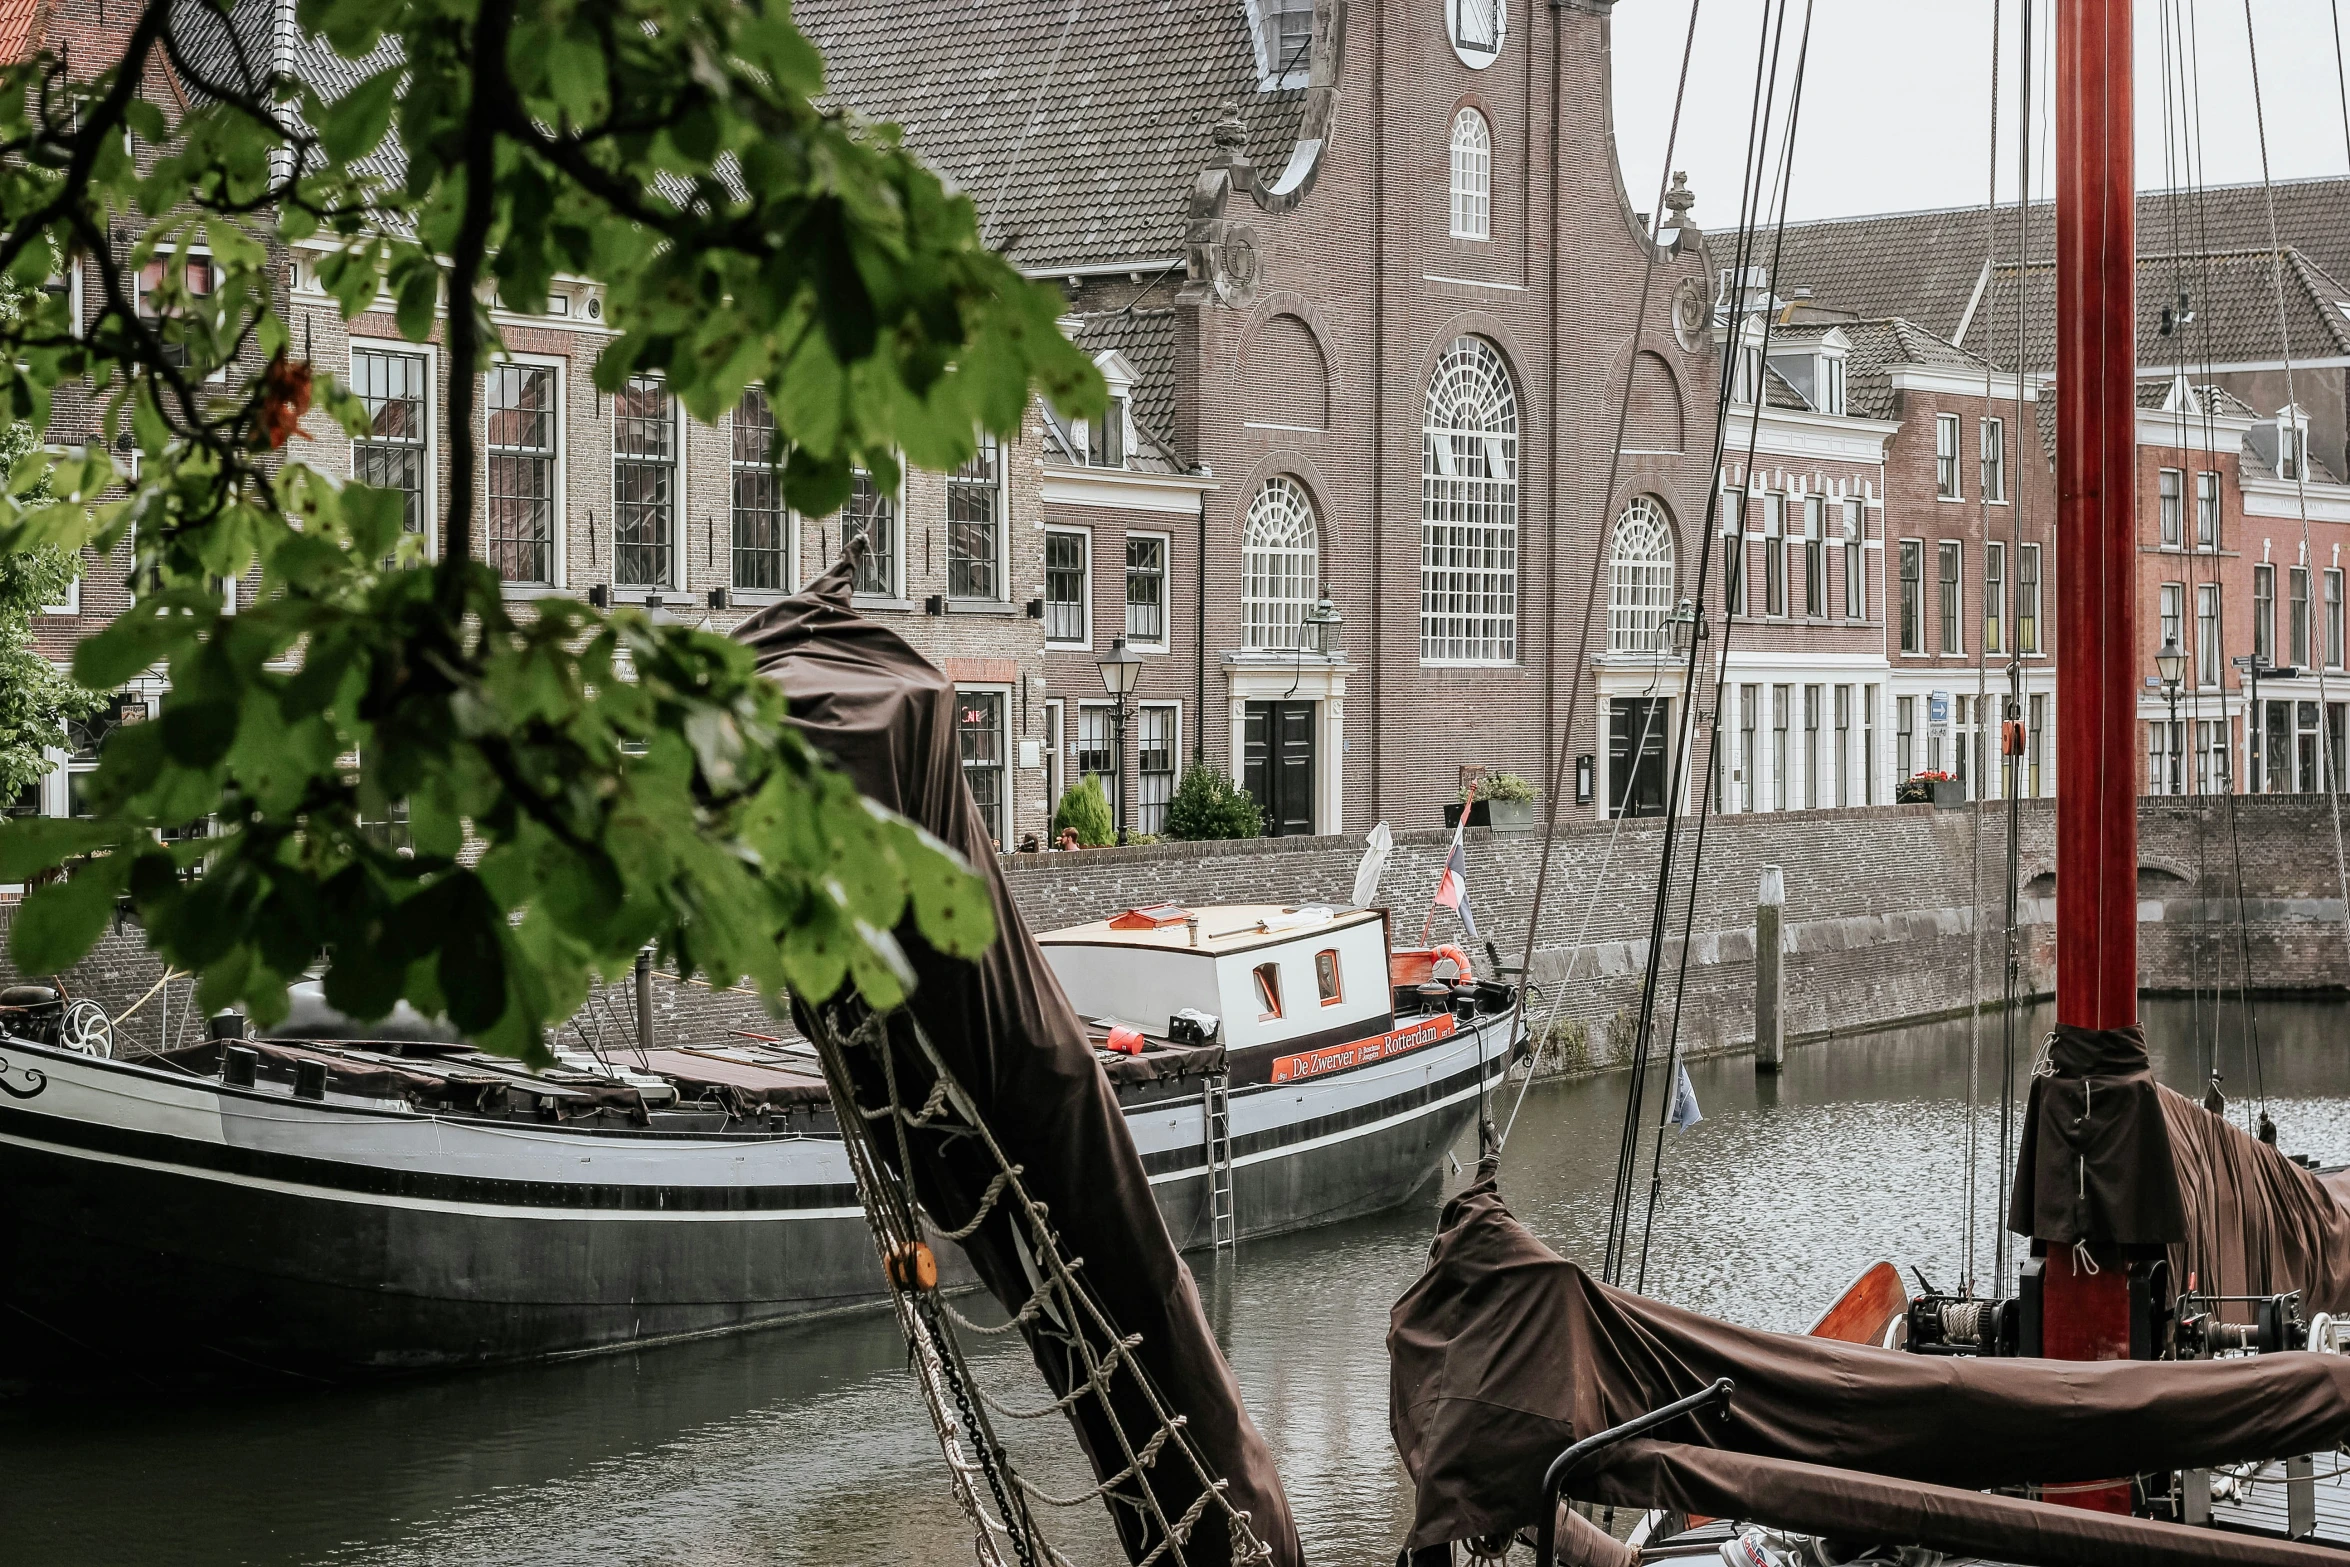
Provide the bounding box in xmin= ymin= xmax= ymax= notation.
xmin=1249 ymin=0 xmax=1314 ymax=89
xmin=1097 ymin=395 xmax=1128 ymax=468
xmin=1765 ymin=337 xmax=1847 ymax=415
xmin=1820 ymin=354 xmax=1846 ymax=415
xmin=2282 ymin=417 xmax=2305 ymax=482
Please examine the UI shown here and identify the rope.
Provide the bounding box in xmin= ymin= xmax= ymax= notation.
xmin=1017 ymin=1418 xmax=1183 ymax=1508
xmin=1629 ymin=0 xmax=1820 ymax=1294
xmin=981 ymin=1334 xmax=1144 ymax=1420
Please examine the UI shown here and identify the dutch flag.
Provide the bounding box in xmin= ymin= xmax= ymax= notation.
xmin=1432 ymin=818 xmax=1480 ymax=940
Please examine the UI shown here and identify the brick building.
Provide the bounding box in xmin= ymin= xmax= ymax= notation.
xmin=799 ymin=0 xmax=1725 ymax=835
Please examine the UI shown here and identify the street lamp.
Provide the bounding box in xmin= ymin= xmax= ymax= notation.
xmin=1664 ymin=597 xmax=1703 ymax=660
xmin=1095 ymin=636 xmax=1145 ymax=844
xmin=1300 ymin=589 xmax=1344 ymax=656
xmin=2156 ymin=634 xmax=2185 ymax=794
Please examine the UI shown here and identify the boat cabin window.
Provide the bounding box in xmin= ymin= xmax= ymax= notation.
xmin=1315 ymin=949 xmax=1343 ymax=1005
xmin=1253 ymin=962 xmax=1283 ymax=1021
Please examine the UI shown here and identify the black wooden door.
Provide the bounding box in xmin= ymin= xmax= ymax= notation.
xmin=1243 ymin=701 xmax=1317 ymax=836
xmin=1609 ymin=697 xmax=1670 ymax=818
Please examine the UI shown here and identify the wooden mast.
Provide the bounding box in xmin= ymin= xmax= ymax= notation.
xmin=2044 ymin=0 xmax=2139 ymax=1511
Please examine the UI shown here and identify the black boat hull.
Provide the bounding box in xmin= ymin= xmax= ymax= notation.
xmin=0 ymin=1020 xmax=1505 ymax=1383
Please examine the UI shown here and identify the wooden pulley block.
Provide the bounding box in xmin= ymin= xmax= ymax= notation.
xmin=886 ymin=1240 xmax=939 ymax=1292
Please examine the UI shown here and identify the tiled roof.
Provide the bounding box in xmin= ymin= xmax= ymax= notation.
xmin=1769 ymin=176 xmax=2350 ymax=348
xmin=173 ymin=0 xmax=406 ymax=186
xmin=1967 ymin=248 xmax=2350 ymax=380
xmin=1069 ymin=306 xmax=1182 ymax=452
xmin=1838 ymin=317 xmax=1993 ymax=420
xmin=2134 ymin=377 xmax=2257 ymax=418
xmin=0 ymin=0 xmax=46 ymax=65
xmin=795 ymin=0 xmax=1300 ymax=273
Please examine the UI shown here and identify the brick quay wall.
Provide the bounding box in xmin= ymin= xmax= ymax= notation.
xmin=6 ymin=797 xmax=2345 ymax=1071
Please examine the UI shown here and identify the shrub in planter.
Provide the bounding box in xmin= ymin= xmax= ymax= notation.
xmin=1163 ymin=764 xmax=1265 ymax=841
xmin=1053 ymin=776 xmax=1116 ymax=847
xmin=1896 ymin=770 xmax=1953 ymax=805
xmin=1472 ymin=772 xmax=1539 ymax=804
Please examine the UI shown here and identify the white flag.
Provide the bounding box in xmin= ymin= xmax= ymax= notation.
xmin=1671 ymin=1064 xmax=1703 ymax=1132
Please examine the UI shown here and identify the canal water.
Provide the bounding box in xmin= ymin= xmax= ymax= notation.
xmin=8 ymin=996 xmax=2350 ymax=1566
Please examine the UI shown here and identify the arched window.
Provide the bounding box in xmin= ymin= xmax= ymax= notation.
xmin=1242 ymin=477 xmax=1320 ymax=650
xmin=1421 ymin=337 xmax=1519 ymax=663
xmin=1449 ymin=108 xmax=1492 ymax=240
xmin=1608 ymin=496 xmax=1677 ymax=653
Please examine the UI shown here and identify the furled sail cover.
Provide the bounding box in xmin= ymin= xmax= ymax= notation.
xmin=2005 ymin=1023 xmax=2187 ymax=1248
xmin=1390 ymin=1166 xmax=2350 ymax=1566
xmin=2167 ymin=1084 xmax=2350 ymax=1315
xmin=738 ymin=560 xmax=1300 ymax=1567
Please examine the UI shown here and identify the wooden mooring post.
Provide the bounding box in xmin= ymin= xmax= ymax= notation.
xmin=1755 ymin=865 xmax=1785 ymax=1073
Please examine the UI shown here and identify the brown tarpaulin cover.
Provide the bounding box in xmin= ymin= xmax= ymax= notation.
xmin=2006 ymin=1023 xmax=2188 ymax=1248
xmin=1390 ymin=1166 xmax=2350 ymax=1565
xmin=2167 ymin=1084 xmax=2350 ymax=1314
xmin=740 ymin=561 xmax=1300 ymax=1567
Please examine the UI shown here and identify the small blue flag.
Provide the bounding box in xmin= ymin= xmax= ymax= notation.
xmin=1671 ymin=1064 xmax=1703 ymax=1132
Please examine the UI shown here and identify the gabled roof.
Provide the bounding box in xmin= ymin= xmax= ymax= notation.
xmin=796 ymin=0 xmax=1304 ymax=274
xmin=1768 ymin=175 xmax=2350 ymax=350
xmin=0 ymin=0 xmax=46 ymax=65
xmin=1837 ymin=317 xmax=1996 ymax=420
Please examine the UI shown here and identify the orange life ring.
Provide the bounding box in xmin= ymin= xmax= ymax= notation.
xmin=1429 ymin=944 xmax=1475 ymax=983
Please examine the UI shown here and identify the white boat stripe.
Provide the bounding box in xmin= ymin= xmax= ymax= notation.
xmin=0 ymin=1129 xmax=867 ymax=1223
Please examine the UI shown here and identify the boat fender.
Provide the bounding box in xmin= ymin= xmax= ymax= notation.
xmin=1428 ymin=944 xmax=1474 ymax=983
xmin=1106 ymin=1025 xmax=1147 ymax=1055
xmin=886 ymin=1241 xmax=939 ymax=1293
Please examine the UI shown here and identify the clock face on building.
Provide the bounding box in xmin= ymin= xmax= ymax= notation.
xmin=1446 ymin=0 xmax=1508 ymax=69
xmin=1672 ymin=277 xmax=1709 ymax=354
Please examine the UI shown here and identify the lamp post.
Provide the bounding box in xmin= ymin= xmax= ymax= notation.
xmin=1095 ymin=636 xmax=1144 ymax=844
xmin=1300 ymin=589 xmax=1344 ymax=657
xmin=1663 ymin=597 xmax=1702 ymax=660
xmin=2156 ymin=634 xmax=2185 ymax=794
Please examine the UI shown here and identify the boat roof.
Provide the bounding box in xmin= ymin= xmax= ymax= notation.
xmin=1036 ymin=904 xmax=1383 ymax=956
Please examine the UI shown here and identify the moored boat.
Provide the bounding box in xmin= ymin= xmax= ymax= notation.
xmin=0 ymin=899 xmax=1513 ymax=1384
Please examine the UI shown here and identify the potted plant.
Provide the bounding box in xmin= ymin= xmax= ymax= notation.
xmin=1899 ymin=770 xmax=1963 ymax=808
xmin=1480 ymin=773 xmax=1541 ymax=832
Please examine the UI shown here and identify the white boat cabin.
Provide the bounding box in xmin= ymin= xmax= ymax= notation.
xmin=1037 ymin=904 xmax=1394 ymax=1053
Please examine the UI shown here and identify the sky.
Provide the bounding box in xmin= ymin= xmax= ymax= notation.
xmin=1610 ymin=0 xmax=2350 ymax=228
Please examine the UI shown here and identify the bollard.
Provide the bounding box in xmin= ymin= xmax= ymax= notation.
xmin=1755 ymin=865 xmax=1785 ymax=1073
xmin=635 ymin=948 xmax=655 ymax=1057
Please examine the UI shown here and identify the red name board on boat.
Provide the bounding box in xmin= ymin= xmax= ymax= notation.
xmin=1270 ymin=1013 xmax=1457 ymax=1085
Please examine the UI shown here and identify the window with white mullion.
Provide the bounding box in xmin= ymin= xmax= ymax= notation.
xmin=840 ymin=469 xmax=899 ymax=597
xmin=731 ymin=387 xmax=787 ymax=591
xmin=485 ymin=361 xmax=558 ymax=584
xmin=351 ymin=347 xmax=429 ymax=540
xmin=1420 ymin=337 xmax=1519 ymax=664
xmin=1449 ymin=109 xmax=1492 ymax=241
xmin=1244 ymin=480 xmax=1319 ymax=650
xmin=613 ymin=374 xmax=677 ymax=589
xmin=947 ymin=437 xmax=1004 ymax=600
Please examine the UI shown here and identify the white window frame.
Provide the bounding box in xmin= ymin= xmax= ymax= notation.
xmin=1125 ymin=529 xmax=1172 ymax=650
xmin=1042 ymin=698 xmax=1065 ymax=824
xmin=1935 ymin=413 xmax=1962 ymax=500
xmin=2197 ymin=581 xmax=2222 ymax=687
xmin=1449 ymin=107 xmax=1493 ymax=241
xmin=1983 ymin=539 xmax=2005 ymax=654
xmin=1245 ymin=0 xmax=1315 ymax=90
xmin=1842 ymin=497 xmax=1865 ymax=621
xmin=133 ymin=247 xmax=228 ymax=384
xmin=612 ymin=373 xmax=684 ymax=591
xmin=349 ymin=338 xmax=439 ymax=561
xmin=729 ymin=387 xmax=794 ymax=596
xmin=484 ymin=351 xmax=568 ymax=592
xmin=2158 ymin=467 xmax=2183 ymax=549
xmin=1245 ymin=477 xmax=1322 ymax=652
xmin=839 ymin=462 xmax=905 ymax=602
xmin=2196 ymin=469 xmax=2221 ymax=549
xmin=2329 ymin=567 xmax=2345 ymax=670
xmin=1135 ymin=701 xmax=1182 ymax=837
xmin=2018 ymin=542 xmax=2042 ymax=655
xmin=1420 ymin=337 xmax=1519 ymax=665
xmin=946 ymin=434 xmax=1009 ymax=604
xmin=955 ymin=684 xmax=1013 ymax=851
xmin=1044 ymin=525 xmax=1092 ymax=650
xmin=1606 ymin=496 xmax=1675 ymax=654
xmin=1979 ymin=416 xmax=2006 ymax=502
xmin=1938 ymin=538 xmax=1963 ymax=655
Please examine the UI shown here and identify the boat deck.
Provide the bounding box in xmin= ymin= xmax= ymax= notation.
xmin=1640 ymin=1462 xmax=2350 ymax=1561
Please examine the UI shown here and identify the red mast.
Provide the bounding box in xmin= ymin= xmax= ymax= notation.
xmin=2044 ymin=0 xmax=2138 ymax=1508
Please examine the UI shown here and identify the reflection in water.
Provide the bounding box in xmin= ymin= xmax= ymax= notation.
xmin=7 ymin=998 xmax=2348 ymax=1566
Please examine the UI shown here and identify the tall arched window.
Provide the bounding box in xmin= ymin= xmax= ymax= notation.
xmin=1243 ymin=477 xmax=1320 ymax=650
xmin=1421 ymin=337 xmax=1519 ymax=663
xmin=1449 ymin=108 xmax=1492 ymax=240
xmin=1608 ymin=496 xmax=1677 ymax=653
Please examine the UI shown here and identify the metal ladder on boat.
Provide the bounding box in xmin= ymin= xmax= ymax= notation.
xmin=1204 ymin=1071 xmax=1237 ymax=1250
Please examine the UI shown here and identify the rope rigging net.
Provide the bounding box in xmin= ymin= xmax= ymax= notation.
xmin=802 ymin=1000 xmax=1275 ymax=1567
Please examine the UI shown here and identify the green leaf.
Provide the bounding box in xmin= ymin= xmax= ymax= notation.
xmin=0 ymin=817 xmax=116 ymax=882
xmin=9 ymin=857 xmax=127 ymax=976
xmin=320 ymin=66 xmax=400 ymax=164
